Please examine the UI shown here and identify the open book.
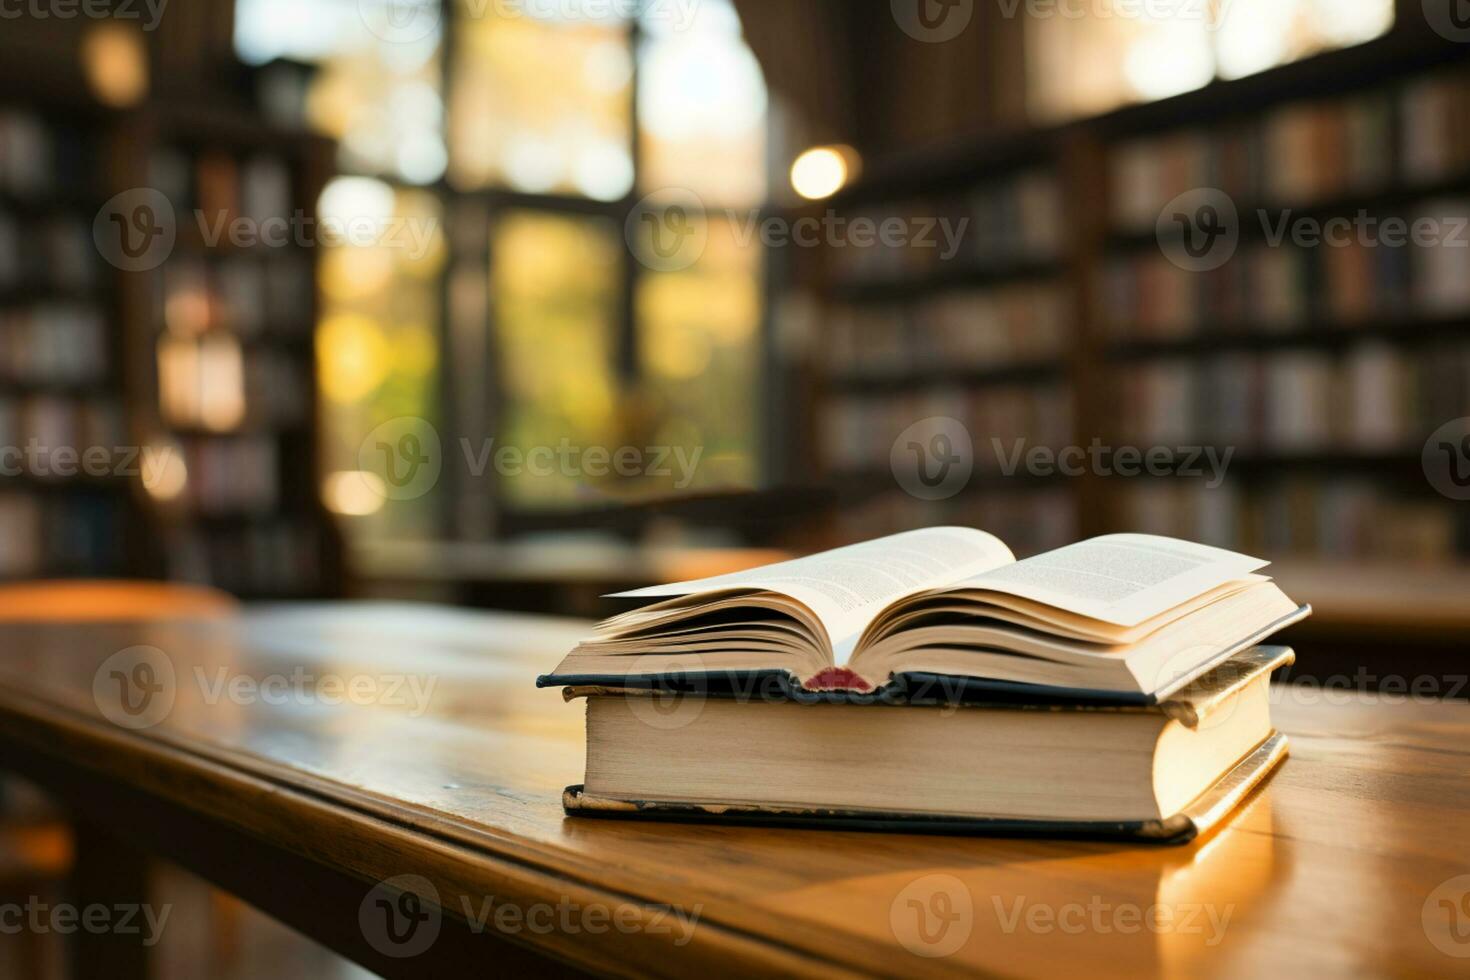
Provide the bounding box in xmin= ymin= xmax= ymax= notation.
xmin=540 ymin=529 xmax=1311 ymax=702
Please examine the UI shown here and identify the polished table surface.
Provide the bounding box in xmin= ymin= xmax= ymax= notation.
xmin=0 ymin=603 xmax=1465 ymax=978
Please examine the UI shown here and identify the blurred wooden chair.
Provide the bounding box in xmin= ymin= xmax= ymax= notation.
xmin=0 ymin=580 xmax=238 ymax=978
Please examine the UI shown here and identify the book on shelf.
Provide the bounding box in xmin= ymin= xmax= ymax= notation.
xmin=1401 ymin=65 xmax=1470 ymax=186
xmin=826 ymin=283 xmax=1069 ymax=378
xmin=1104 ymin=198 xmax=1470 ymax=341
xmin=823 ymin=383 xmax=1072 ymax=475
xmin=540 ymin=529 xmax=1306 ymax=840
xmin=1109 ymin=92 xmax=1397 ymax=233
xmin=1118 ymin=478 xmax=1460 ymax=563
xmin=1115 ymin=343 xmax=1470 ymax=454
xmin=827 ymin=167 xmax=1061 ymax=284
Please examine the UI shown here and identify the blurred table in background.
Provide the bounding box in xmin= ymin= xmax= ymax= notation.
xmin=1271 ymin=560 xmax=1470 ymax=689
xmin=351 ymin=539 xmax=794 ymax=618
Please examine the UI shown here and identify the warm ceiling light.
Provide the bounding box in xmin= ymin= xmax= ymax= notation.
xmin=81 ymin=23 xmax=149 ymax=108
xmin=790 ymin=146 xmax=855 ymax=200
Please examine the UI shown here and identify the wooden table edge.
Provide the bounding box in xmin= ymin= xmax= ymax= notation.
xmin=0 ymin=687 xmax=891 ymax=980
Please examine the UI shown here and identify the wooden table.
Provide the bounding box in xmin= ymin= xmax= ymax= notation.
xmin=0 ymin=604 xmax=1465 ymax=978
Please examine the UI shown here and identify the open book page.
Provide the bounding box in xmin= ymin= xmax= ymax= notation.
xmin=952 ymin=534 xmax=1270 ymax=627
xmin=611 ymin=527 xmax=1016 ymax=662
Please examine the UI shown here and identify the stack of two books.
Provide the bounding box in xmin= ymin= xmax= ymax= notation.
xmin=539 ymin=530 xmax=1311 ymax=843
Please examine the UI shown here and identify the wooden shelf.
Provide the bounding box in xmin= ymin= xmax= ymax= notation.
xmin=826 ymin=468 xmax=1070 ymax=500
xmin=1109 ymin=172 xmax=1470 ymax=252
xmin=1099 ymin=451 xmax=1428 ymax=475
xmin=823 ymin=360 xmax=1065 ymax=392
xmin=1103 ymin=313 xmax=1470 ymax=358
xmin=825 ymin=256 xmax=1062 ymax=301
xmin=1087 ymin=24 xmax=1468 ymax=137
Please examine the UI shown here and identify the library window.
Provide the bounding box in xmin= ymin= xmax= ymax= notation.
xmin=1025 ymin=0 xmax=1397 ymax=121
xmin=234 ymin=0 xmax=769 ymax=534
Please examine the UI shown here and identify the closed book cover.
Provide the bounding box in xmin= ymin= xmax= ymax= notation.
xmin=560 ymin=647 xmax=1294 ymax=844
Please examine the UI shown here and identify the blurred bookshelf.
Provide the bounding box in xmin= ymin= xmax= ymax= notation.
xmin=120 ymin=103 xmax=343 ymax=599
xmin=798 ymin=22 xmax=1470 ymax=567
xmin=0 ymin=87 xmax=144 ymax=581
xmin=811 ymin=131 xmax=1082 ymax=560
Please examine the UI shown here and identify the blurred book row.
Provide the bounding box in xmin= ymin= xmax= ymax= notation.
xmin=150 ymin=148 xmax=297 ymax=227
xmin=161 ymin=254 xmax=315 ymax=338
xmin=0 ymin=492 xmax=125 ymax=577
xmin=1110 ymin=64 xmax=1470 ymax=232
xmin=828 ymin=167 xmax=1062 ymax=283
xmin=1115 ymin=343 xmax=1470 ymax=453
xmin=0 ymin=397 xmax=124 ymax=460
xmin=0 ymin=305 xmax=109 ymax=384
xmin=825 ymin=283 xmax=1070 ymax=377
xmin=1105 ymin=200 xmax=1470 ymax=339
xmin=1118 ymin=478 xmax=1460 ymax=563
xmin=0 ymin=212 xmax=100 ymax=292
xmin=0 ymin=112 xmax=94 ymax=199
xmin=822 ymin=384 xmax=1074 ymax=476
